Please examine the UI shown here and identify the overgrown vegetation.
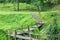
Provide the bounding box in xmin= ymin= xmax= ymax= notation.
xmin=0 ymin=11 xmax=60 ymax=40
xmin=0 ymin=0 xmax=60 ymax=40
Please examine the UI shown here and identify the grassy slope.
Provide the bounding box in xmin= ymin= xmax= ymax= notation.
xmin=0 ymin=11 xmax=60 ymax=40
xmin=0 ymin=14 xmax=37 ymax=30
xmin=39 ymin=11 xmax=60 ymax=34
xmin=0 ymin=11 xmax=60 ymax=39
xmin=0 ymin=12 xmax=37 ymax=40
xmin=0 ymin=2 xmax=60 ymax=40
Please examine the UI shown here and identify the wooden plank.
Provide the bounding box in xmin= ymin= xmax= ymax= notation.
xmin=17 ymin=24 xmax=41 ymax=34
xmin=8 ymin=34 xmax=38 ymax=40
xmin=14 ymin=30 xmax=17 ymax=40
xmin=29 ymin=33 xmax=60 ymax=38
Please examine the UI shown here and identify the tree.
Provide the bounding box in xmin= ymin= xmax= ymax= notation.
xmin=16 ymin=0 xmax=19 ymax=11
xmin=31 ymin=0 xmax=44 ymax=13
xmin=0 ymin=0 xmax=5 ymax=3
xmin=57 ymin=0 xmax=60 ymax=4
xmin=13 ymin=0 xmax=19 ymax=11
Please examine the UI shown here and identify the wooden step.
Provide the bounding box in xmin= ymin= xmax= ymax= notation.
xmin=17 ymin=24 xmax=42 ymax=34
xmin=8 ymin=34 xmax=38 ymax=40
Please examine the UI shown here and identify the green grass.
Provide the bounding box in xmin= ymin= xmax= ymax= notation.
xmin=0 ymin=29 xmax=12 ymax=40
xmin=0 ymin=11 xmax=59 ymax=31
xmin=0 ymin=13 xmax=37 ymax=40
xmin=39 ymin=12 xmax=60 ymax=34
xmin=0 ymin=2 xmax=60 ymax=40
xmin=0 ymin=14 xmax=37 ymax=30
xmin=0 ymin=11 xmax=60 ymax=40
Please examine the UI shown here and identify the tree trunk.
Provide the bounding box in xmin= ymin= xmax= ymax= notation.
xmin=17 ymin=0 xmax=19 ymax=11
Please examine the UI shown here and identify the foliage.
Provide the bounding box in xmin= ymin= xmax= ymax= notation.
xmin=0 ymin=11 xmax=60 ymax=40
xmin=31 ymin=0 xmax=41 ymax=7
xmin=0 ymin=29 xmax=12 ymax=40
xmin=0 ymin=14 xmax=36 ymax=30
xmin=45 ymin=13 xmax=59 ymax=40
xmin=0 ymin=3 xmax=37 ymax=11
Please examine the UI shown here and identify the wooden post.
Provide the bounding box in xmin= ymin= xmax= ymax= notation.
xmin=14 ymin=30 xmax=17 ymax=40
xmin=13 ymin=0 xmax=16 ymax=11
xmin=28 ymin=26 xmax=32 ymax=40
xmin=5 ymin=30 xmax=8 ymax=40
xmin=16 ymin=0 xmax=19 ymax=11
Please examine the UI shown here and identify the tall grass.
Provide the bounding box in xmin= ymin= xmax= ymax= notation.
xmin=0 ymin=11 xmax=60 ymax=40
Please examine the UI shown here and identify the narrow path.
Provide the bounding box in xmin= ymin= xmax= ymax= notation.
xmin=17 ymin=23 xmax=42 ymax=34
xmin=7 ymin=14 xmax=43 ymax=40
xmin=7 ymin=23 xmax=42 ymax=40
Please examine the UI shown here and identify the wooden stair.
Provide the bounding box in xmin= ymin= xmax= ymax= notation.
xmin=7 ymin=23 xmax=42 ymax=40
xmin=6 ymin=14 xmax=44 ymax=40
xmin=8 ymin=34 xmax=38 ymax=40
xmin=17 ymin=23 xmax=42 ymax=34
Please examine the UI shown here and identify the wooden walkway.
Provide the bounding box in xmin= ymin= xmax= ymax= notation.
xmin=7 ymin=23 xmax=42 ymax=40
xmin=6 ymin=14 xmax=43 ymax=40
xmin=8 ymin=34 xmax=38 ymax=40
xmin=17 ymin=23 xmax=42 ymax=34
